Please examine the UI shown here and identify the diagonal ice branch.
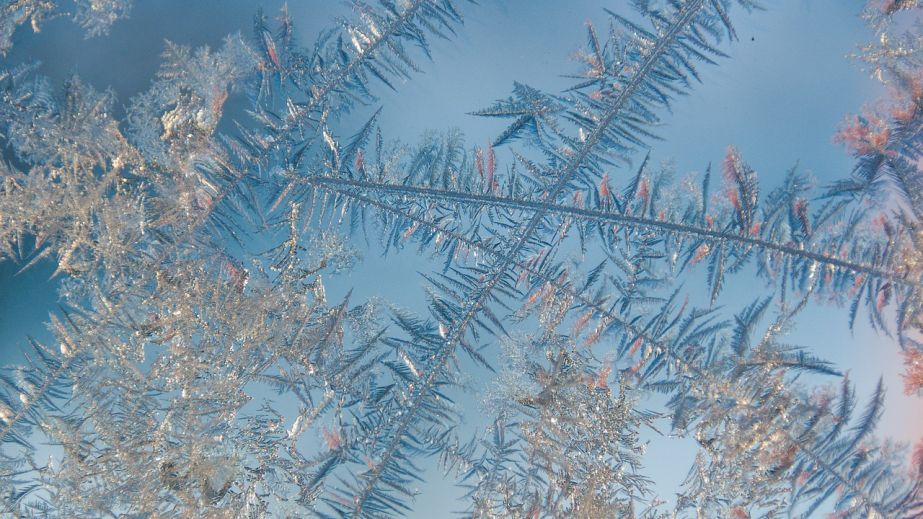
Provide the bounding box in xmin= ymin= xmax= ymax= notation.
xmin=304 ymin=175 xmax=918 ymax=289
xmin=346 ymin=1 xmax=733 ymax=514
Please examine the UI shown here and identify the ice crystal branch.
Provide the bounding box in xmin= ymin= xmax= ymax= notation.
xmin=308 ymin=2 xmax=774 ymax=514
xmin=463 ymin=340 xmax=651 ymax=518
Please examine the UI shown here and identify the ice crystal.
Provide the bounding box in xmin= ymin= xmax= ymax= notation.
xmin=0 ymin=1 xmax=922 ymax=517
xmin=1 ymin=0 xmax=132 ymax=55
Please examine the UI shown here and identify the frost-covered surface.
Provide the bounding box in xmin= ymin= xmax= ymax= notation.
xmin=0 ymin=1 xmax=922 ymax=517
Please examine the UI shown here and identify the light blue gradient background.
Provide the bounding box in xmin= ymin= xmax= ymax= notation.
xmin=1 ymin=1 xmax=918 ymax=515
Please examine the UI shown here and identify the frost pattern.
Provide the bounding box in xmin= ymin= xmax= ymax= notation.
xmin=1 ymin=0 xmax=132 ymax=55
xmin=0 ymin=1 xmax=922 ymax=518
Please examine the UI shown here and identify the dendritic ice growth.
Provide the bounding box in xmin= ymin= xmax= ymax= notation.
xmin=0 ymin=0 xmax=922 ymax=518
